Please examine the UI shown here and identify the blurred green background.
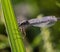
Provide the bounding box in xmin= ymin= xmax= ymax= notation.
xmin=0 ymin=0 xmax=60 ymax=52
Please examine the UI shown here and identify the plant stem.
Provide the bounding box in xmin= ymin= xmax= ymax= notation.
xmin=41 ymin=27 xmax=54 ymax=52
xmin=1 ymin=0 xmax=26 ymax=52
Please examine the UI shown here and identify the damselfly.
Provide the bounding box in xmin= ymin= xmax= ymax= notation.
xmin=18 ymin=16 xmax=60 ymax=38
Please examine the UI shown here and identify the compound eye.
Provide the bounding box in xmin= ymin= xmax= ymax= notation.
xmin=20 ymin=21 xmax=29 ymax=26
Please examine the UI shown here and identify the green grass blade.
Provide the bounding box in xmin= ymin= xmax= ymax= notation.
xmin=1 ymin=0 xmax=26 ymax=52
